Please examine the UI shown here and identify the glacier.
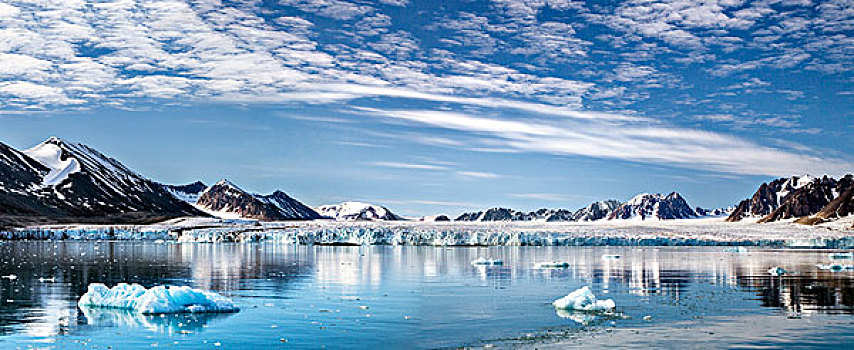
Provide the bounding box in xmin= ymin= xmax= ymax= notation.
xmin=553 ymin=286 xmax=615 ymax=311
xmin=78 ymin=283 xmax=239 ymax=314
xmin=3 ymin=218 xmax=854 ymax=248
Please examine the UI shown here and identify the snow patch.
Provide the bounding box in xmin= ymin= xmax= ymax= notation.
xmin=78 ymin=283 xmax=239 ymax=314
xmin=22 ymin=141 xmax=80 ymax=186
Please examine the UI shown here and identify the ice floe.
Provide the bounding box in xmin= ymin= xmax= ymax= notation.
xmin=535 ymin=261 xmax=571 ymax=269
xmin=815 ymin=264 xmax=854 ymax=272
xmin=723 ymin=247 xmax=749 ymax=253
xmin=601 ymin=254 xmax=621 ymax=260
xmin=78 ymin=283 xmax=239 ymax=314
xmin=767 ymin=267 xmax=787 ymax=276
xmin=553 ymin=286 xmax=615 ymax=311
xmin=471 ymin=258 xmax=504 ymax=265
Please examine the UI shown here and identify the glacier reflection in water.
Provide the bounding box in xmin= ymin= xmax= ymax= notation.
xmin=0 ymin=241 xmax=851 ymax=348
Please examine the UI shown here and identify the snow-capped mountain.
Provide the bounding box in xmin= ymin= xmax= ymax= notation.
xmin=195 ymin=179 xmax=321 ymax=221
xmin=455 ymin=201 xmax=622 ymax=222
xmin=0 ymin=137 xmax=206 ymax=227
xmin=455 ymin=207 xmax=532 ymax=221
xmin=608 ymin=193 xmax=697 ymax=220
xmin=695 ymin=207 xmax=733 ymax=217
xmin=315 ymin=201 xmax=403 ymax=221
xmin=571 ymin=200 xmax=622 ymax=221
xmin=162 ymin=181 xmax=207 ymax=203
xmin=727 ymin=175 xmax=853 ymax=223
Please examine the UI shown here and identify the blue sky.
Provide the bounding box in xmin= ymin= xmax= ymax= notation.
xmin=0 ymin=0 xmax=851 ymax=216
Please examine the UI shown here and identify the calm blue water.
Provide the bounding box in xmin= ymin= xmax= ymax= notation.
xmin=0 ymin=242 xmax=852 ymax=349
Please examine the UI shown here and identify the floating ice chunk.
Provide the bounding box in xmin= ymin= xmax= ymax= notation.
xmin=535 ymin=261 xmax=570 ymax=269
xmin=816 ymin=264 xmax=854 ymax=272
xmin=553 ymin=286 xmax=615 ymax=311
xmin=767 ymin=267 xmax=787 ymax=276
xmin=601 ymin=255 xmax=621 ymax=260
xmin=723 ymin=247 xmax=749 ymax=253
xmin=471 ymin=258 xmax=503 ymax=265
xmin=78 ymin=283 xmax=239 ymax=314
xmin=2 ymin=274 xmax=17 ymax=280
xmin=828 ymin=252 xmax=853 ymax=260
xmin=38 ymin=277 xmax=56 ymax=283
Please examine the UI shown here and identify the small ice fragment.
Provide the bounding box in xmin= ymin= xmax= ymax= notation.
xmin=38 ymin=277 xmax=56 ymax=283
xmin=340 ymin=296 xmax=360 ymax=301
xmin=768 ymin=267 xmax=787 ymax=276
xmin=553 ymin=286 xmax=615 ymax=311
xmin=816 ymin=264 xmax=854 ymax=271
xmin=723 ymin=247 xmax=748 ymax=253
xmin=643 ymin=315 xmax=652 ymax=321
xmin=358 ymin=305 xmax=369 ymax=310
xmin=2 ymin=274 xmax=17 ymax=280
xmin=471 ymin=258 xmax=503 ymax=265
xmin=535 ymin=261 xmax=570 ymax=269
xmin=828 ymin=252 xmax=853 ymax=260
xmin=601 ymin=255 xmax=621 ymax=260
xmin=78 ymin=283 xmax=239 ymax=314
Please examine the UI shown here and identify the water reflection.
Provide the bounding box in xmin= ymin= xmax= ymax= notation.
xmin=79 ymin=306 xmax=235 ymax=333
xmin=0 ymin=242 xmax=851 ymax=347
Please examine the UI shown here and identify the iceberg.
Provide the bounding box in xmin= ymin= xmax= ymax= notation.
xmin=767 ymin=267 xmax=787 ymax=276
xmin=535 ymin=261 xmax=571 ymax=269
xmin=471 ymin=258 xmax=504 ymax=265
xmin=553 ymin=286 xmax=615 ymax=311
xmin=78 ymin=283 xmax=240 ymax=314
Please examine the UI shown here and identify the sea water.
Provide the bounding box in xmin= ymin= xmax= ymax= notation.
xmin=0 ymin=241 xmax=852 ymax=349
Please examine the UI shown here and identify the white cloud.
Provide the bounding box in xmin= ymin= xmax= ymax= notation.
xmin=359 ymin=107 xmax=853 ymax=177
xmin=368 ymin=161 xmax=449 ymax=170
xmin=457 ymin=171 xmax=502 ymax=179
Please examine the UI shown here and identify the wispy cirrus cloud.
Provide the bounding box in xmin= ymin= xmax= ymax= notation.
xmin=358 ymin=107 xmax=853 ymax=177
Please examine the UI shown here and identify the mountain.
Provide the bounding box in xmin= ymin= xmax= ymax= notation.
xmin=195 ymin=180 xmax=321 ymax=221
xmin=695 ymin=207 xmax=733 ymax=217
xmin=571 ymin=200 xmax=622 ymax=221
xmin=256 ymin=190 xmax=323 ymax=220
xmin=727 ymin=175 xmax=819 ymax=222
xmin=419 ymin=215 xmax=450 ymax=222
xmin=608 ymin=192 xmax=697 ymax=220
xmin=455 ymin=201 xmax=621 ymax=222
xmin=796 ymin=181 xmax=854 ymax=225
xmin=727 ymin=175 xmax=853 ymax=223
xmin=315 ymin=201 xmax=403 ymax=221
xmin=455 ymin=207 xmax=532 ymax=222
xmin=0 ymin=137 xmax=206 ymax=227
xmin=163 ymin=181 xmax=207 ymax=203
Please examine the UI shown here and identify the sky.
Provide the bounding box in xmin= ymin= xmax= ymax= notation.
xmin=0 ymin=0 xmax=852 ymax=217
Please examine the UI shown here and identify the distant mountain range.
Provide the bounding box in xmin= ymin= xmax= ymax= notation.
xmin=0 ymin=137 xmax=851 ymax=229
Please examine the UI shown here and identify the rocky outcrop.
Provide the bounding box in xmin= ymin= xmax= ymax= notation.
xmin=795 ymin=176 xmax=854 ymax=225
